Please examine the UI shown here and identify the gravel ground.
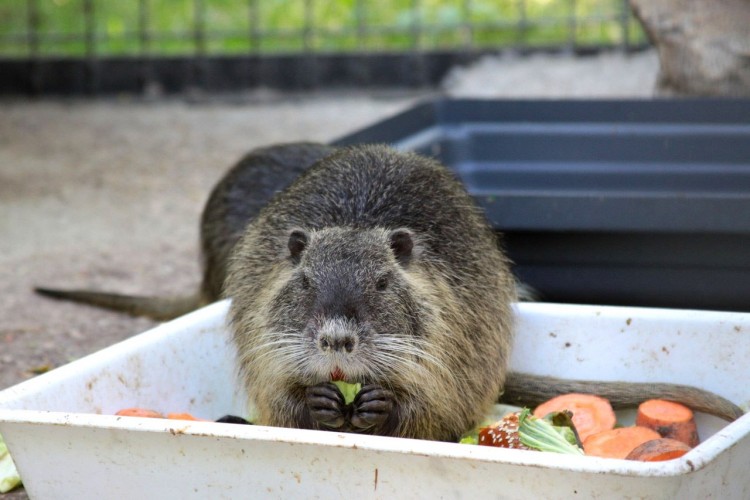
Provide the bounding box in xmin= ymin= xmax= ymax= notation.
xmin=0 ymin=50 xmax=658 ymax=498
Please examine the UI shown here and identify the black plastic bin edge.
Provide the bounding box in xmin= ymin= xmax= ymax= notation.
xmin=334 ymin=98 xmax=750 ymax=234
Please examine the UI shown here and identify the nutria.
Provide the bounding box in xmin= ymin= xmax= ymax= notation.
xmin=36 ymin=142 xmax=744 ymax=440
xmin=225 ymin=144 xmax=515 ymax=440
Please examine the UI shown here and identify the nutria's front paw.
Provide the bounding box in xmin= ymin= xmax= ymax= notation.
xmin=305 ymin=382 xmax=347 ymax=429
xmin=350 ymin=384 xmax=395 ymax=433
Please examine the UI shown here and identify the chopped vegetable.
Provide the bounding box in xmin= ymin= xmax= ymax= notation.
xmin=534 ymin=393 xmax=616 ymax=442
xmin=115 ymin=408 xmax=164 ymax=418
xmin=115 ymin=408 xmax=208 ymax=421
xmin=546 ymin=410 xmax=584 ymax=448
xmin=0 ymin=433 xmax=22 ymax=493
xmin=518 ymin=409 xmax=584 ymax=455
xmin=478 ymin=412 xmax=531 ymax=450
xmin=636 ymin=399 xmax=699 ymax=447
xmin=332 ymin=381 xmax=362 ymax=405
xmin=583 ymin=426 xmax=661 ymax=459
xmin=459 ymin=433 xmax=479 ymax=445
xmin=467 ymin=394 xmax=706 ymax=461
xmin=625 ymin=438 xmax=693 ymax=462
xmin=460 ymin=404 xmax=521 ymax=445
xmin=166 ymin=412 xmax=207 ymax=421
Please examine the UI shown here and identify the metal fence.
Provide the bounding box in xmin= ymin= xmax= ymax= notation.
xmin=0 ymin=0 xmax=648 ymax=95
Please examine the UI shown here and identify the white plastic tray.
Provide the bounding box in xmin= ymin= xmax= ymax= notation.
xmin=1 ymin=301 xmax=749 ymax=499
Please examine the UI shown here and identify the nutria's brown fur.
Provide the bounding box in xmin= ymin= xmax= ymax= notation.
xmin=36 ymin=142 xmax=744 ymax=439
xmin=226 ymin=144 xmax=515 ymax=441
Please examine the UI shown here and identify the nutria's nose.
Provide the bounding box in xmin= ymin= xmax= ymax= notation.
xmin=319 ymin=335 xmax=355 ymax=353
xmin=317 ymin=317 xmax=357 ymax=353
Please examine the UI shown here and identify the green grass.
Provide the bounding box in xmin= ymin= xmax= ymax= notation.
xmin=0 ymin=0 xmax=647 ymax=58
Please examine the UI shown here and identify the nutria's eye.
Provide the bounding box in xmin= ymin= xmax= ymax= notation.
xmin=375 ymin=275 xmax=389 ymax=291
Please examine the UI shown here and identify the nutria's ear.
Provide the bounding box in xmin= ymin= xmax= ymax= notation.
xmin=288 ymin=229 xmax=308 ymax=264
xmin=389 ymin=228 xmax=414 ymax=265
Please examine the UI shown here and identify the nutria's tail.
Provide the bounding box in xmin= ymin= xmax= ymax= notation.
xmin=502 ymin=372 xmax=745 ymax=422
xmin=34 ymin=287 xmax=202 ymax=321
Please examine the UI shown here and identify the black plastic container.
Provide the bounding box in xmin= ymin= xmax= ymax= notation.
xmin=335 ymin=99 xmax=750 ymax=312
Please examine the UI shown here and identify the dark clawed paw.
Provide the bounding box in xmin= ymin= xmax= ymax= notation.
xmin=350 ymin=384 xmax=395 ymax=432
xmin=305 ymin=382 xmax=346 ymax=429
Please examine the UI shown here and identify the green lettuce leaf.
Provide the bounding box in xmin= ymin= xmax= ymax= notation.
xmin=332 ymin=381 xmax=362 ymax=405
xmin=0 ymin=433 xmax=22 ymax=493
xmin=517 ymin=408 xmax=584 ymax=455
xmin=458 ymin=431 xmax=479 ymax=445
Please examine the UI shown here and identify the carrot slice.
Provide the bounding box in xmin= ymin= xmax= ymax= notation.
xmin=533 ymin=393 xmax=616 ymax=442
xmin=625 ymin=438 xmax=692 ymax=462
xmin=635 ymin=399 xmax=699 ymax=447
xmin=583 ymin=427 xmax=661 ymax=459
xmin=166 ymin=412 xmax=207 ymax=421
xmin=115 ymin=408 xmax=164 ymax=418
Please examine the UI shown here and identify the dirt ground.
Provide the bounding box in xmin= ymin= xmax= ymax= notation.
xmin=0 ymin=50 xmax=657 ymax=497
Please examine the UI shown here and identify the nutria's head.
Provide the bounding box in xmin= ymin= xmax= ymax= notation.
xmin=260 ymin=225 xmax=430 ymax=387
